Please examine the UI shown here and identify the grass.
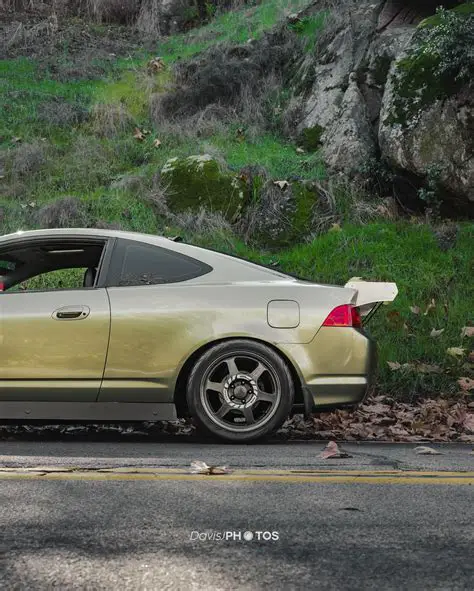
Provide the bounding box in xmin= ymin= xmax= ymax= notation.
xmin=0 ymin=58 xmax=100 ymax=145
xmin=155 ymin=0 xmax=316 ymax=64
xmin=214 ymin=134 xmax=325 ymax=179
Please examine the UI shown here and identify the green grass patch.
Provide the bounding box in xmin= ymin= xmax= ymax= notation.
xmin=212 ymin=133 xmax=325 ymax=179
xmin=288 ymin=12 xmax=327 ymax=52
xmin=0 ymin=58 xmax=107 ymax=145
xmin=155 ymin=0 xmax=316 ymax=64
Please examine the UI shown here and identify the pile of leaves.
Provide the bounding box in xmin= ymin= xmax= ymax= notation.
xmin=280 ymin=395 xmax=474 ymax=443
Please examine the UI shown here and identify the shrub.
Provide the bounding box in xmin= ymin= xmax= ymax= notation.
xmin=12 ymin=140 xmax=48 ymax=177
xmin=389 ymin=5 xmax=474 ymax=126
xmin=158 ymin=28 xmax=301 ymax=119
xmin=91 ymin=103 xmax=133 ymax=138
xmin=84 ymin=0 xmax=141 ymax=24
xmin=36 ymin=196 xmax=88 ymax=228
xmin=37 ymin=99 xmax=89 ymax=127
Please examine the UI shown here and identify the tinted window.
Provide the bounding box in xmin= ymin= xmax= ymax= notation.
xmin=112 ymin=241 xmax=212 ymax=286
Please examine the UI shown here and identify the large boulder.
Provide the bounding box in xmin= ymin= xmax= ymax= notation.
xmin=378 ymin=6 xmax=474 ymax=204
xmin=380 ymin=80 xmax=474 ymax=204
xmin=295 ymin=0 xmax=473 ymax=206
xmin=297 ymin=0 xmax=386 ymax=173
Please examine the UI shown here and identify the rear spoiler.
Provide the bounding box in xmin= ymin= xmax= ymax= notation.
xmin=344 ymin=278 xmax=398 ymax=322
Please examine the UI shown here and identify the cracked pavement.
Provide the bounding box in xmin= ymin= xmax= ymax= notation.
xmin=0 ymin=440 xmax=473 ymax=590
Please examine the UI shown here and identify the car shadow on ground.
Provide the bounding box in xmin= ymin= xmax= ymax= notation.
xmin=0 ymin=422 xmax=291 ymax=446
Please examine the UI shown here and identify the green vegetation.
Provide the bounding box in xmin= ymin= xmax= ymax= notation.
xmin=160 ymin=154 xmax=247 ymax=219
xmin=157 ymin=0 xmax=316 ymax=62
xmin=389 ymin=4 xmax=474 ymax=126
xmin=1 ymin=0 xmax=472 ymax=400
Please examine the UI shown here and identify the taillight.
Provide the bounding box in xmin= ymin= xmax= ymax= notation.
xmin=322 ymin=304 xmax=362 ymax=328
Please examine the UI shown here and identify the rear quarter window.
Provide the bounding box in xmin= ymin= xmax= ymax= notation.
xmin=109 ymin=240 xmax=213 ymax=287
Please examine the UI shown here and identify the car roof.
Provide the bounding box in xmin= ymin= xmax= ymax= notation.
xmin=0 ymin=228 xmax=172 ymax=244
xmin=0 ymin=227 xmax=294 ymax=283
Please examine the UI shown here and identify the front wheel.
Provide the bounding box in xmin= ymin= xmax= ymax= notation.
xmin=186 ymin=340 xmax=295 ymax=443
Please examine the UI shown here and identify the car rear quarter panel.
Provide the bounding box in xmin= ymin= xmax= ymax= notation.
xmin=100 ymin=282 xmax=353 ymax=402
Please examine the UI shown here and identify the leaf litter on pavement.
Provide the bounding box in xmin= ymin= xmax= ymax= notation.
xmin=414 ymin=446 xmax=444 ymax=455
xmin=280 ymin=395 xmax=474 ymax=443
xmin=190 ymin=460 xmax=231 ymax=475
xmin=318 ymin=441 xmax=352 ymax=459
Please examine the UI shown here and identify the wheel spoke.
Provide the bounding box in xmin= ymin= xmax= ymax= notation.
xmin=205 ymin=378 xmax=224 ymax=394
xmin=216 ymin=403 xmax=232 ymax=419
xmin=256 ymin=389 xmax=276 ymax=403
xmin=251 ymin=362 xmax=267 ymax=382
xmin=225 ymin=357 xmax=239 ymax=376
xmin=242 ymin=406 xmax=255 ymax=425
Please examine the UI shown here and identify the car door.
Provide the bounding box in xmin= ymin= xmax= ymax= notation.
xmin=0 ymin=242 xmax=111 ymax=402
xmin=100 ymin=237 xmax=213 ymax=403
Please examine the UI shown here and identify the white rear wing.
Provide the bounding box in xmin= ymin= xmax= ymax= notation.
xmin=344 ymin=278 xmax=398 ymax=318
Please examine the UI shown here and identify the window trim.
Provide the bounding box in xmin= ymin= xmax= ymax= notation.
xmin=104 ymin=238 xmax=213 ymax=288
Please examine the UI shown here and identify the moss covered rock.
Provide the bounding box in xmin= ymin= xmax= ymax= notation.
xmin=160 ymin=154 xmax=247 ymax=220
xmin=379 ymin=6 xmax=474 ymax=204
xmin=245 ymin=179 xmax=318 ymax=248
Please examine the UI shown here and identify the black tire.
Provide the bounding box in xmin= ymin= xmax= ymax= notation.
xmin=186 ymin=340 xmax=294 ymax=443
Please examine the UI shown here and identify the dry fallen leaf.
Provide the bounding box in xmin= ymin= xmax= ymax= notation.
xmin=414 ymin=446 xmax=443 ymax=455
xmin=319 ymin=441 xmax=352 ymax=459
xmin=458 ymin=377 xmax=474 ymax=392
xmin=387 ymin=361 xmax=401 ymax=371
xmin=410 ymin=305 xmax=421 ymax=315
xmin=152 ymin=138 xmax=162 ymax=148
xmin=133 ymin=127 xmax=145 ymax=141
xmin=273 ymin=180 xmax=289 ymax=190
xmin=296 ymin=147 xmax=305 ymax=154
xmin=190 ymin=460 xmax=231 ymax=475
xmin=11 ymin=136 xmax=22 ymax=143
xmin=430 ymin=328 xmax=445 ymax=338
xmin=423 ymin=298 xmax=436 ymax=315
xmin=147 ymin=56 xmax=166 ymax=73
xmin=463 ymin=414 xmax=474 ymax=434
xmin=461 ymin=327 xmax=474 ymax=338
xmin=416 ymin=363 xmax=443 ymax=374
xmin=447 ymin=347 xmax=466 ymax=358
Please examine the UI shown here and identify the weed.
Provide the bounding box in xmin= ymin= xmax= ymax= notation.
xmin=36 ymin=196 xmax=88 ymax=228
xmin=91 ymin=102 xmax=134 ymax=137
xmin=11 ymin=140 xmax=48 ymax=177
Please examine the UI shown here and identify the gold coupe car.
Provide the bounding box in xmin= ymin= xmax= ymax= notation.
xmin=0 ymin=228 xmax=397 ymax=442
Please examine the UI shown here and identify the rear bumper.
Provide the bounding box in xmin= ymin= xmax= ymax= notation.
xmin=278 ymin=327 xmax=377 ymax=413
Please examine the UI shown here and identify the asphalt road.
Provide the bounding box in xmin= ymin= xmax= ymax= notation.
xmin=0 ymin=440 xmax=473 ymax=590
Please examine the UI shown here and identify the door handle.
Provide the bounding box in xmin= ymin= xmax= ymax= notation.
xmin=52 ymin=306 xmax=90 ymax=321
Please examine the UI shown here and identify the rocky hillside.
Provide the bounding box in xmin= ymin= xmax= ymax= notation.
xmin=1 ymin=0 xmax=473 ymax=399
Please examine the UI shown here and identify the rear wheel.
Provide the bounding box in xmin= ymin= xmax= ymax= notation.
xmin=186 ymin=340 xmax=294 ymax=442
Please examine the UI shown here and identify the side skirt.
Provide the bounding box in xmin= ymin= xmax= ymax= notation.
xmin=0 ymin=402 xmax=177 ymax=422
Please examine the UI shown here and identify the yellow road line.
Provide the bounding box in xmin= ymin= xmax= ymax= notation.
xmin=0 ymin=469 xmax=472 ymax=485
xmin=1 ymin=467 xmax=473 ymax=476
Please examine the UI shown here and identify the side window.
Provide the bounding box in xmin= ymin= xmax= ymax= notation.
xmin=110 ymin=241 xmax=212 ymax=287
xmin=12 ymin=268 xmax=87 ymax=292
xmin=0 ymin=240 xmax=106 ymax=292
